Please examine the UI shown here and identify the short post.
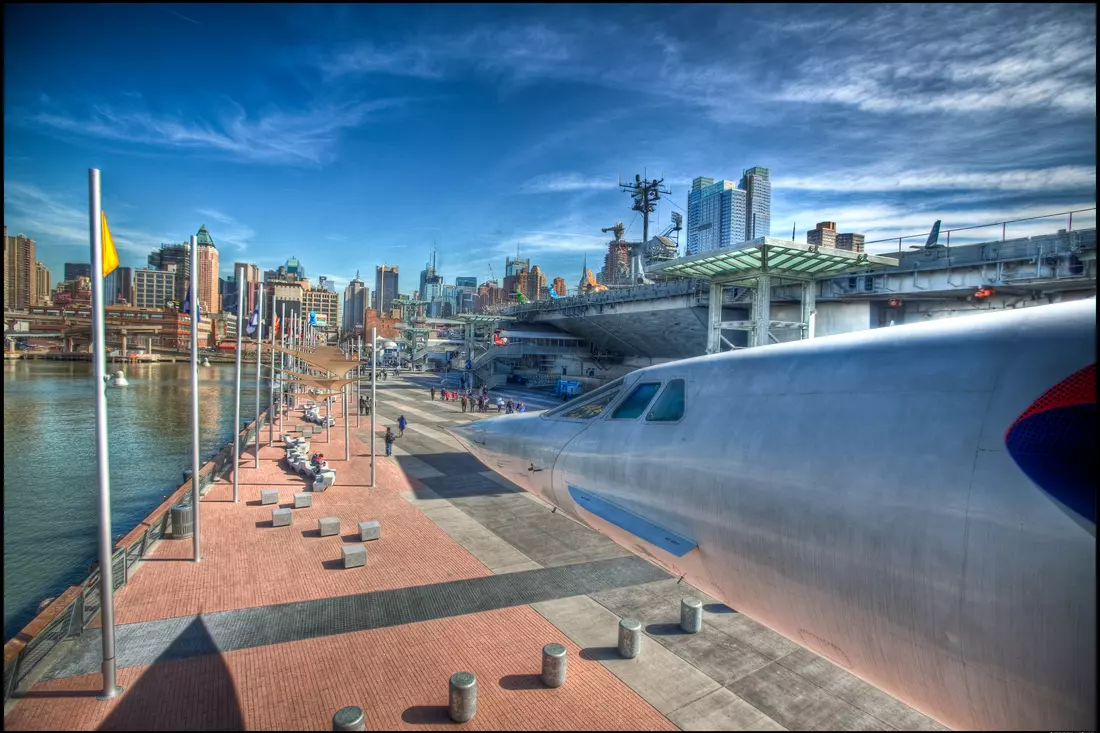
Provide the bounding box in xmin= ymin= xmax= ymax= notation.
xmin=448 ymin=672 xmax=477 ymax=723
xmin=332 ymin=705 xmax=365 ymax=732
xmin=541 ymin=643 xmax=567 ymax=688
xmin=618 ymin=618 xmax=642 ymax=658
xmin=680 ymin=597 xmax=703 ymax=634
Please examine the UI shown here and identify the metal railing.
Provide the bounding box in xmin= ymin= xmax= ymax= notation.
xmin=865 ymin=208 xmax=1096 ymax=252
xmin=2 ymin=411 xmax=269 ymax=704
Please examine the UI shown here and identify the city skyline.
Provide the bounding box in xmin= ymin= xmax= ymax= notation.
xmin=3 ymin=4 xmax=1096 ymax=297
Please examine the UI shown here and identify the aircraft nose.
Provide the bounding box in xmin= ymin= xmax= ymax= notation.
xmin=447 ymin=421 xmax=486 ymax=452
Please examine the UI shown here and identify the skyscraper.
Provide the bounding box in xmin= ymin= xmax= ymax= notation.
xmin=526 ymin=265 xmax=547 ymax=301
xmin=64 ymin=263 xmax=91 ymax=281
xmin=4 ymin=228 xmax=37 ymax=310
xmin=836 ymin=232 xmax=865 ymax=253
xmin=740 ymin=166 xmax=771 ymax=240
xmin=194 ymin=225 xmax=221 ymax=313
xmin=34 ymin=262 xmax=51 ymax=306
xmin=342 ymin=271 xmax=368 ymax=332
xmin=552 ymin=277 xmax=566 ymax=296
xmin=285 ymin=256 xmax=304 ymax=281
xmin=375 ymin=265 xmax=399 ymax=316
xmin=234 ymin=262 xmax=261 ymax=314
xmin=685 ymin=166 xmax=771 ymax=256
xmin=134 ymin=269 xmax=176 ymax=309
xmin=505 ymin=256 xmax=529 ymax=277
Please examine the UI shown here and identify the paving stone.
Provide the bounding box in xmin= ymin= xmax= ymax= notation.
xmin=668 ymin=687 xmax=787 ymax=731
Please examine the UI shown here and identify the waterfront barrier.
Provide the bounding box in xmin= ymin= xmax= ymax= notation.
xmin=2 ymin=409 xmax=271 ymax=704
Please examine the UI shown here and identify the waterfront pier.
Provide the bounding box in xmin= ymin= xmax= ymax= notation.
xmin=4 ymin=375 xmax=944 ymax=731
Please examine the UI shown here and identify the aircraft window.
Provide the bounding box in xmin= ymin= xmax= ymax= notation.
xmin=647 ymin=379 xmax=685 ymax=422
xmin=611 ymin=382 xmax=662 ymax=419
xmin=544 ymin=377 xmax=624 ymax=417
xmin=561 ymin=390 xmax=620 ymax=419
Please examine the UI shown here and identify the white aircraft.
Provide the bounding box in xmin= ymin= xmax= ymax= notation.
xmin=449 ymin=299 xmax=1095 ymax=731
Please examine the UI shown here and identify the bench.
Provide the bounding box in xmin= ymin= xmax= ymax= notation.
xmin=272 ymin=508 xmax=292 ymax=527
xmin=342 ymin=544 xmax=366 ymax=569
xmin=261 ymin=489 xmax=279 ymax=505
xmin=359 ymin=521 xmax=381 ymax=542
xmin=319 ymin=516 xmax=340 ymax=537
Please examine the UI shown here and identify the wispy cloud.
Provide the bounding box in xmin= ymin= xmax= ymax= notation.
xmin=520 ymin=173 xmax=619 ymax=194
xmin=775 ymin=165 xmax=1097 ymax=193
xmin=26 ymin=97 xmax=410 ymax=167
xmin=195 ymin=208 xmax=255 ymax=252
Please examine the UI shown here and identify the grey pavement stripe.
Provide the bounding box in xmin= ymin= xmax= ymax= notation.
xmin=43 ymin=556 xmax=670 ymax=681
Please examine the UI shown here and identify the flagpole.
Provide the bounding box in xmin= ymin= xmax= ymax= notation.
xmin=356 ymin=335 xmax=361 ymax=429
xmin=269 ymin=299 xmax=276 ymax=447
xmin=189 ymin=234 xmax=201 ymax=563
xmin=89 ymin=169 xmax=122 ymax=700
xmin=370 ymin=327 xmax=376 ymax=487
xmin=279 ymin=303 xmax=285 ymax=439
xmin=254 ymin=283 xmax=263 ymax=469
xmin=233 ymin=265 xmax=244 ymax=504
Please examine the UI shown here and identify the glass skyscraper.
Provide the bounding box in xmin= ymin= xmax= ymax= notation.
xmin=685 ymin=167 xmax=771 ymax=256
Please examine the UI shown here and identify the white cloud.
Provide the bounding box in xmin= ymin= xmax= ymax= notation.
xmin=195 ymin=208 xmax=255 ymax=252
xmin=774 ymin=166 xmax=1097 ymax=193
xmin=520 ymin=173 xmax=619 ymax=194
xmin=27 ymin=97 xmax=410 ymax=167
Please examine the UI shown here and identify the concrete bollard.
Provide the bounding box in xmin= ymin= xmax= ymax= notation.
xmin=332 ymin=705 xmax=365 ymax=731
xmin=618 ymin=618 xmax=642 ymax=658
xmin=448 ymin=672 xmax=477 ymax=723
xmin=541 ymin=643 xmax=567 ymax=688
xmin=680 ymin=597 xmax=703 ymax=634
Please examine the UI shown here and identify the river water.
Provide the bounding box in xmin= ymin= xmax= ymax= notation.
xmin=2 ymin=360 xmax=270 ymax=642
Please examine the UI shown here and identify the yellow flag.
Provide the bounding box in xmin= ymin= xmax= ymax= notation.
xmin=101 ymin=210 xmax=119 ymax=276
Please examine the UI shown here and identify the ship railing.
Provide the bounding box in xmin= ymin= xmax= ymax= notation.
xmin=2 ymin=410 xmax=270 ymax=704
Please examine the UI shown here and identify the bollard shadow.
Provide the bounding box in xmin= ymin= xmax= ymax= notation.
xmin=645 ymin=622 xmax=684 ymax=636
xmin=301 ymin=528 xmax=323 ymax=539
xmin=96 ymin=616 xmax=244 ymax=730
xmin=12 ymin=688 xmax=101 ymax=699
xmin=341 ymin=532 xmax=362 ymax=543
xmin=579 ymin=646 xmax=622 ymax=662
xmin=401 ymin=705 xmax=455 ymax=725
xmin=704 ymin=603 xmax=736 ymax=614
xmin=320 ymin=558 xmax=345 ymax=570
xmin=278 ymin=502 xmax=296 ymax=509
xmin=245 ymin=499 xmax=269 ymax=507
xmin=254 ymin=520 xmax=275 ymax=529
xmin=498 ymin=673 xmax=544 ymax=691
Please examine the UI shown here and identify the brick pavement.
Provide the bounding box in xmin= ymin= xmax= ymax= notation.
xmin=6 ymin=392 xmax=678 ymax=731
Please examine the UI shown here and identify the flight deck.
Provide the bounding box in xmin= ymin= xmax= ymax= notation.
xmin=4 ymin=374 xmax=945 ymax=731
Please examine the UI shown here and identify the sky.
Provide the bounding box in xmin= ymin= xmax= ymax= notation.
xmin=3 ymin=3 xmax=1096 ymax=296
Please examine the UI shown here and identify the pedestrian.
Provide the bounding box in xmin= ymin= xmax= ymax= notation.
xmin=496 ymin=397 xmax=504 ymax=412
xmin=384 ymin=427 xmax=396 ymax=456
xmin=517 ymin=401 xmax=526 ymax=413
xmin=430 ymin=386 xmax=436 ymax=400
xmin=506 ymin=399 xmax=514 ymax=414
xmin=461 ymin=395 xmax=468 ymax=413
xmin=398 ymin=414 xmax=407 ymax=436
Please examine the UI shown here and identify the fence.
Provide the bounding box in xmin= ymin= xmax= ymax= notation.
xmin=2 ymin=410 xmax=270 ymax=704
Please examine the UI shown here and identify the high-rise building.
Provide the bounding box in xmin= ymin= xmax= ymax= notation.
xmin=134 ymin=269 xmax=176 ymax=309
xmin=342 ymin=271 xmax=369 ymax=333
xmin=234 ymin=262 xmax=261 ymax=314
xmin=477 ymin=281 xmax=506 ymax=312
xmin=807 ymin=222 xmax=838 ymax=248
xmin=116 ymin=266 xmax=134 ymax=305
xmin=317 ymin=275 xmax=336 ymax=293
xmin=600 ymin=241 xmax=630 ymax=284
xmin=455 ymin=277 xmax=477 ymax=288
xmin=740 ymin=166 xmax=771 ymax=240
xmin=505 ymin=256 xmax=529 ymax=277
xmin=375 ymin=265 xmax=399 ymax=316
xmin=34 ymin=262 xmax=51 ymax=306
xmin=285 ymin=257 xmax=305 ymax=281
xmin=836 ymin=232 xmax=865 ymax=253
xmin=5 ymin=228 xmax=37 ymax=310
xmin=194 ymin=225 xmax=221 ymax=313
xmin=526 ymin=265 xmax=547 ymax=301
xmin=148 ymin=241 xmax=189 ymax=304
xmin=552 ymin=277 xmax=566 ymax=296
xmin=302 ymin=284 xmax=338 ymax=334
xmin=685 ymin=166 xmax=771 ymax=256
xmin=64 ymin=263 xmax=91 ymax=281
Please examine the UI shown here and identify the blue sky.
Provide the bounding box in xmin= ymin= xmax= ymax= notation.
xmin=4 ymin=3 xmax=1096 ymax=295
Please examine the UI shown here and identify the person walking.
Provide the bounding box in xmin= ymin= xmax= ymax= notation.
xmin=430 ymin=386 xmax=436 ymax=401
xmin=461 ymin=395 xmax=468 ymax=413
xmin=384 ymin=427 xmax=397 ymax=457
xmin=506 ymin=399 xmax=514 ymax=414
xmin=496 ymin=397 xmax=504 ymax=412
xmin=397 ymin=414 xmax=408 ymax=436
xmin=517 ymin=401 xmax=527 ymax=413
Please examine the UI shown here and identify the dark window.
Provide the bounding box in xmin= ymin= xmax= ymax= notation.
xmin=561 ymin=390 xmax=620 ymax=419
xmin=647 ymin=379 xmax=686 ymax=422
xmin=611 ymin=382 xmax=662 ymax=419
xmin=545 ymin=377 xmax=624 ymax=418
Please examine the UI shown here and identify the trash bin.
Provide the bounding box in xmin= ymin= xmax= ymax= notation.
xmin=171 ymin=504 xmax=194 ymax=539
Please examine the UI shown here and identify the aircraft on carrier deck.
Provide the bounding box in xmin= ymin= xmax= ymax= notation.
xmin=449 ymin=298 xmax=1096 ymax=731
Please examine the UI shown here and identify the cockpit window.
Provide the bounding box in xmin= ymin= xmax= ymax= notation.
xmin=646 ymin=379 xmax=686 ymax=422
xmin=611 ymin=382 xmax=662 ymax=419
xmin=561 ymin=390 xmax=621 ymax=419
xmin=544 ymin=377 xmax=624 ymax=418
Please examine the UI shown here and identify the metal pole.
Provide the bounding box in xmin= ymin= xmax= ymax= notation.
xmin=233 ymin=265 xmax=244 ymax=504
xmin=89 ymin=169 xmax=122 ymax=700
xmin=254 ymin=282 xmax=263 ymax=469
xmin=344 ymin=381 xmax=350 ymax=461
xmin=325 ymin=383 xmax=330 ymax=444
xmin=356 ymin=335 xmax=361 ymax=428
xmin=370 ymin=327 xmax=376 ymax=487
xmin=189 ymin=235 xmax=201 ymax=562
xmin=269 ymin=298 xmax=276 ymax=446
xmin=279 ymin=303 xmax=285 ymax=439
xmin=1069 ymin=212 xmax=1073 ymax=232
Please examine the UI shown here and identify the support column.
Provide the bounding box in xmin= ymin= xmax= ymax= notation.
xmin=751 ymin=274 xmax=771 ymax=348
xmin=121 ymin=332 xmax=127 ymax=355
xmin=800 ymin=280 xmax=816 ymax=340
xmin=705 ymin=282 xmax=723 ymax=355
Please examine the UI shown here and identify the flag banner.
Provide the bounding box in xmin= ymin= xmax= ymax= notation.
xmin=245 ymin=304 xmax=259 ymax=336
xmin=101 ymin=211 xmax=119 ymax=277
xmin=274 ymin=314 xmax=280 ymax=337
xmin=309 ymin=311 xmax=317 ymax=326
xmin=182 ymin=285 xmax=202 ymax=323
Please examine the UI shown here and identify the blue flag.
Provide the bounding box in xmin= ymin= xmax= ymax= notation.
xmin=245 ymin=304 xmax=259 ymax=336
xmin=182 ymin=286 xmax=201 ymax=323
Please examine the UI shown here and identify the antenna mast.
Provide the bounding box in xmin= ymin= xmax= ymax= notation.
xmin=618 ymin=172 xmax=671 ymax=283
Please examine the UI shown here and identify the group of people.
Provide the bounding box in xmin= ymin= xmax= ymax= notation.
xmin=428 ymin=383 xmax=528 ymax=414
xmin=358 ymin=394 xmax=372 ymax=415
xmin=383 ymin=414 xmax=407 ymax=456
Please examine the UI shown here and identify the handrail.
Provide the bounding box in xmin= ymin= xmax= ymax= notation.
xmin=864 ymin=207 xmax=1096 ymax=248
xmin=2 ymin=409 xmax=270 ymax=704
